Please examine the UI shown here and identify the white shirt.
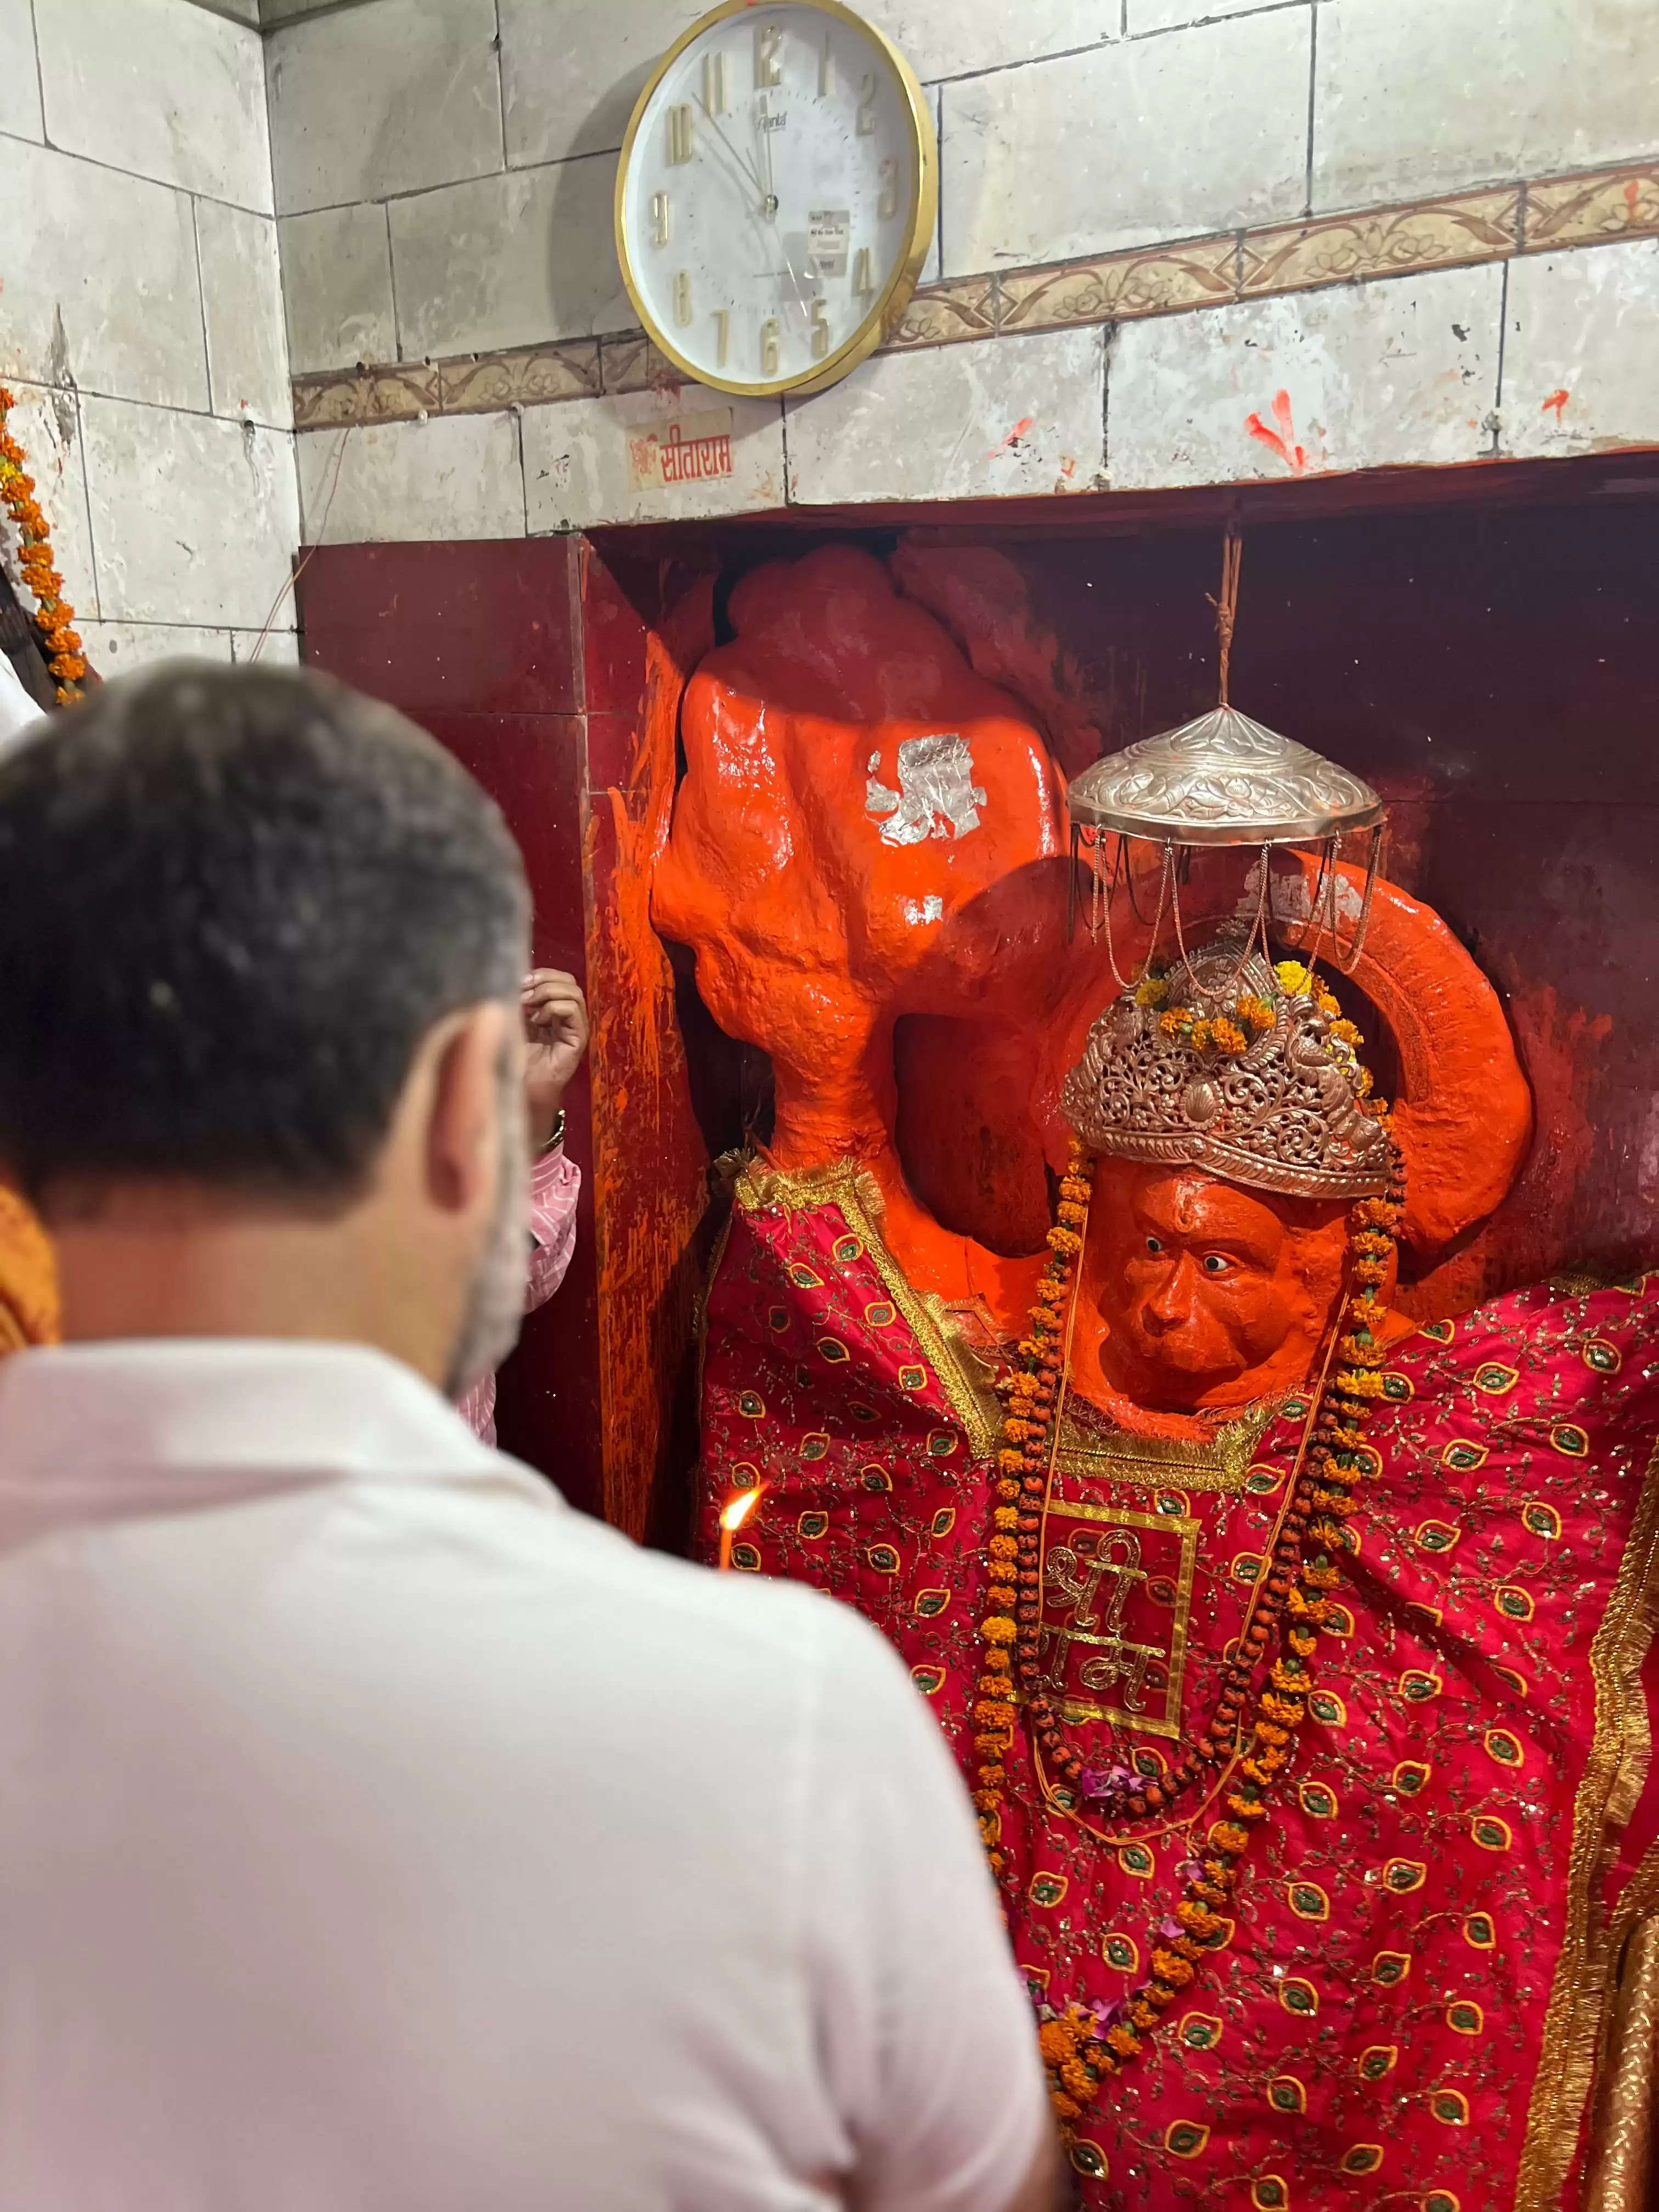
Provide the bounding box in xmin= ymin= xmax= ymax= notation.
xmin=0 ymin=1340 xmax=1048 ymax=2212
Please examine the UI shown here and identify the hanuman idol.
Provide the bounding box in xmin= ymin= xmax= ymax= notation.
xmin=654 ymin=545 xmax=1659 ymax=2212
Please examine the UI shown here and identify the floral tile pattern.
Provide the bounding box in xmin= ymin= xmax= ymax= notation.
xmin=880 ymin=276 xmax=998 ymax=351
xmin=1525 ymin=163 xmax=1659 ymax=250
xmin=291 ymin=363 xmax=439 ymax=431
xmin=998 ymin=235 xmax=1239 ymax=334
xmin=438 ymin=342 xmax=601 ymax=415
xmin=1238 ymin=188 xmax=1521 ymax=299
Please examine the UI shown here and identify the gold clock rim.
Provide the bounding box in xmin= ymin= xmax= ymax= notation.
xmin=612 ymin=0 xmax=939 ymax=402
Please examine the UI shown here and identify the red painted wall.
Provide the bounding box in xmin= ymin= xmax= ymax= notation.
xmin=296 ymin=540 xmax=604 ymax=1515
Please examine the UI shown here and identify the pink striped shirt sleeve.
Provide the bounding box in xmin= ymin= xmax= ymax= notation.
xmin=523 ymin=1146 xmax=581 ymax=1314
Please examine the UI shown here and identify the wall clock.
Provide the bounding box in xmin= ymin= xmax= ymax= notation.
xmin=614 ymin=0 xmax=938 ymax=398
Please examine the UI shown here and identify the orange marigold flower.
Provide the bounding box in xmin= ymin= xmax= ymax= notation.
xmin=1238 ymin=993 xmax=1276 ymax=1032
xmin=1189 ymin=1019 xmax=1213 ymax=1051
xmin=1050 ymin=2090 xmax=1083 ymax=2122
xmin=1209 ymin=1017 xmax=1248 ymax=1055
xmin=1175 ymin=1900 xmax=1220 ymax=1937
xmin=1338 ymin=1367 xmax=1386 ymax=1397
xmin=1211 ymin=1822 xmax=1252 ymax=1854
xmin=1105 ymin=2023 xmax=1142 ymax=2057
xmin=1047 ymin=1227 xmax=1082 ymax=1256
xmin=1160 ymin=1006 xmax=1193 ymax=1037
xmin=979 ymin=1618 xmax=1017 ymax=1647
xmin=1059 ymin=1176 xmax=1091 ymax=1204
xmin=988 ymin=1534 xmax=1018 ymax=1561
xmin=1059 ymin=2057 xmax=1097 ymax=2098
xmin=978 ymin=1764 xmax=1006 ymax=1789
xmin=992 ymin=1506 xmax=1020 ymax=1531
xmin=1056 ymin=1201 xmax=1087 ymax=1226
xmin=1149 ymin=1950 xmax=1194 ymax=1989
xmin=1134 ymin=973 xmax=1170 ymax=1007
xmin=1039 ymin=2019 xmax=1081 ymax=2064
xmin=974 ymin=1731 xmax=1011 ymax=1756
xmin=1288 ymin=1628 xmax=1318 ymax=1658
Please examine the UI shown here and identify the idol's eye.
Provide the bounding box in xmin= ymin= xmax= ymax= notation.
xmin=1201 ymin=1253 xmax=1232 ymax=1276
xmin=1145 ymin=1235 xmax=1164 ymax=1255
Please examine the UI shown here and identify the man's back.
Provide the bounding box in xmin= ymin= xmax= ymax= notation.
xmin=0 ymin=1339 xmax=1048 ymax=2212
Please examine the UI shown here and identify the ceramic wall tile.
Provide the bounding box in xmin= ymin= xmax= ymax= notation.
xmin=279 ymin=205 xmax=398 ymax=377
xmin=1239 ymin=189 xmax=1521 ymax=299
xmin=0 ymin=138 xmax=208 ymax=413
xmin=291 ymin=364 xmax=441 ymax=431
xmin=1127 ymin=0 xmax=1303 ymax=27
xmin=860 ymin=0 xmax=1114 ymax=83
xmin=81 ymin=396 xmax=300 ymax=628
xmin=880 ymin=276 xmax=997 ymax=352
xmin=499 ymin=0 xmax=709 ymax=167
xmin=1525 ymin=163 xmax=1659 ymax=254
xmin=438 ymin=345 xmax=603 ymax=416
xmin=81 ymin=622 xmax=238 ymax=675
xmin=0 ymin=0 xmax=42 ymax=141
xmin=266 ymin=0 xmax=503 ymax=217
xmin=296 ymin=412 xmax=524 ymax=544
xmin=1502 ymin=242 xmax=1659 ymax=460
xmin=943 ymin=9 xmax=1311 ymax=276
xmin=1107 ymin=262 xmax=1503 ymax=490
xmin=521 ymin=390 xmax=786 ymax=531
xmin=998 ymin=235 xmax=1239 ymax=335
xmin=232 ymin=629 xmax=301 ymax=665
xmin=0 ymin=381 xmax=100 ymax=628
xmin=36 ymin=0 xmax=272 ymax=213
xmin=389 ymin=156 xmax=632 ymax=362
xmin=197 ymin=201 xmax=293 ymax=429
xmin=1313 ymin=0 xmax=1659 ymax=216
xmin=787 ymin=325 xmax=1104 ymax=503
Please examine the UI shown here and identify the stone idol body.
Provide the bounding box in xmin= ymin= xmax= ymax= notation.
xmin=653 ymin=545 xmax=1659 ymax=2211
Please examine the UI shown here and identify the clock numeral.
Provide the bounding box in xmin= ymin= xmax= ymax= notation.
xmin=667 ymin=104 xmax=693 ymax=164
xmin=713 ymin=308 xmax=729 ymax=368
xmin=760 ymin=317 xmax=780 ymax=375
xmin=818 ymin=32 xmax=834 ymax=97
xmin=878 ymin=157 xmax=899 ymax=222
xmin=674 ymin=270 xmax=693 ymax=327
xmin=650 ymin=191 xmax=672 ymax=248
xmin=810 ymin=300 xmax=831 ymax=360
xmin=856 ymin=71 xmax=877 ymax=134
xmin=853 ymin=246 xmax=876 ymax=303
xmin=703 ymin=49 xmax=726 ymax=115
xmin=755 ymin=24 xmax=782 ymax=88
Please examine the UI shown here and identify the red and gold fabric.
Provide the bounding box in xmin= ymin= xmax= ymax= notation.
xmin=697 ymin=1166 xmax=1659 ymax=2212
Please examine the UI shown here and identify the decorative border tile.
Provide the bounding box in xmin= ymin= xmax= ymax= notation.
xmin=1238 ymin=187 xmax=1521 ymax=299
xmin=999 ymin=236 xmax=1238 ymax=334
xmin=292 ymin=363 xmax=438 ymax=431
xmin=438 ymin=342 xmax=600 ymax=415
xmin=882 ymin=275 xmax=997 ymax=349
xmin=290 ymin=155 xmax=1659 ymax=436
xmin=1524 ymin=162 xmax=1659 ymax=251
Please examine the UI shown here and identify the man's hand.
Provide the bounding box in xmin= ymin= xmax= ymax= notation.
xmin=521 ymin=968 xmax=590 ymax=1148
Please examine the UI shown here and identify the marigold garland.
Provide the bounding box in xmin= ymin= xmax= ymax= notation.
xmin=979 ymin=966 xmax=1406 ymax=2135
xmin=0 ymin=388 xmax=87 ymax=704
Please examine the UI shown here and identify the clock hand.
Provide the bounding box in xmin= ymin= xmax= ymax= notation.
xmin=696 ymin=94 xmax=766 ymax=210
xmin=754 ymin=94 xmax=812 ymax=336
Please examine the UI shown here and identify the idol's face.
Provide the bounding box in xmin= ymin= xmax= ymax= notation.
xmin=1085 ymin=1159 xmax=1347 ymax=1412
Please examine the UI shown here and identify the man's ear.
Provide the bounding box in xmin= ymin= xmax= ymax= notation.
xmin=422 ymin=1002 xmax=517 ymax=1217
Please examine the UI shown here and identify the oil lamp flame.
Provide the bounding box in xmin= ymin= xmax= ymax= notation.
xmin=718 ymin=1485 xmax=763 ymax=1570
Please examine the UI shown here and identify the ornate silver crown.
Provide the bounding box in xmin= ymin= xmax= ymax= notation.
xmin=1060 ymin=938 xmax=1391 ymax=1200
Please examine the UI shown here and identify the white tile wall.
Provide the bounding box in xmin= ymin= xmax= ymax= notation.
xmin=296 ymin=413 xmax=525 ymax=544
xmin=36 ymin=0 xmax=273 ymax=214
xmin=0 ymin=138 xmax=208 ymax=413
xmin=942 ymin=9 xmax=1311 ymax=276
xmin=499 ymin=0 xmax=710 ymax=168
xmin=266 ymin=0 xmax=504 ymax=216
xmin=279 ymin=206 xmax=399 ymax=376
xmin=81 ymin=622 xmax=239 ymax=674
xmin=1503 ymin=242 xmax=1659 ymax=460
xmin=522 ymin=391 xmax=787 ymax=530
xmin=197 ymin=202 xmax=294 ymax=429
xmin=232 ymin=628 xmax=302 ymax=665
xmin=0 ymin=0 xmax=42 ymax=140
xmin=1314 ymin=0 xmax=1659 ymax=215
xmin=787 ymin=326 xmax=1105 ymax=503
xmin=1 ymin=382 xmax=100 ymax=628
xmin=80 ymin=397 xmax=300 ymax=629
xmin=1107 ymin=263 xmax=1503 ymax=489
xmin=861 ymin=0 xmax=1115 ymax=83
xmin=388 ymin=157 xmax=633 ymax=362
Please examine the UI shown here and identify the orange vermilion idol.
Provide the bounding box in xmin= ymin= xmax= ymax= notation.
xmin=661 ymin=545 xmax=1658 ymax=2211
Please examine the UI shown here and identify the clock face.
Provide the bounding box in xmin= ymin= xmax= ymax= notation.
xmin=616 ymin=0 xmax=936 ymax=397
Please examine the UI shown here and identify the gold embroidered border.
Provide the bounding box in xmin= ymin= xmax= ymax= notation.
xmin=1517 ymin=1432 xmax=1659 ymax=2211
xmin=729 ymin=1155 xmax=999 ymax=1457
xmin=1054 ymin=1393 xmax=1282 ymax=1495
